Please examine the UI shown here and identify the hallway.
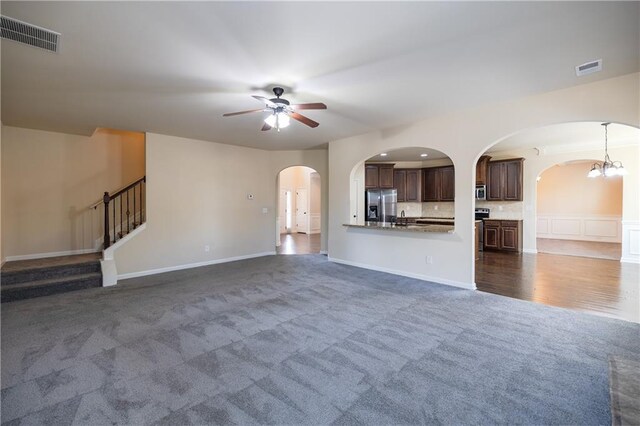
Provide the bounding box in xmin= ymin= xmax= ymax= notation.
xmin=276 ymin=233 xmax=321 ymax=255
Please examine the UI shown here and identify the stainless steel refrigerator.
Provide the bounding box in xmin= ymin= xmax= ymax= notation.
xmin=365 ymin=189 xmax=397 ymax=223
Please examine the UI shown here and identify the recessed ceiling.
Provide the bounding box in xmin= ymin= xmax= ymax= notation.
xmin=366 ymin=147 xmax=448 ymax=163
xmin=1 ymin=2 xmax=638 ymax=150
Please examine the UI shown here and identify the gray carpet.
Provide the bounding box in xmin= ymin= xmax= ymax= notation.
xmin=1 ymin=254 xmax=639 ymax=425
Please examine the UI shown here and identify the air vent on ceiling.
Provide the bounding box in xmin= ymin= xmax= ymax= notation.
xmin=1 ymin=15 xmax=60 ymax=53
xmin=575 ymin=59 xmax=602 ymax=77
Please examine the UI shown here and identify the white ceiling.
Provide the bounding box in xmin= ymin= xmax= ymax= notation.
xmin=488 ymin=122 xmax=640 ymax=153
xmin=1 ymin=2 xmax=638 ymax=150
xmin=366 ymin=147 xmax=449 ymax=162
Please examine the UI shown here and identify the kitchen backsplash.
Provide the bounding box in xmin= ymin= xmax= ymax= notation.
xmin=397 ymin=202 xmax=423 ymax=217
xmin=398 ymin=200 xmax=524 ymax=219
xmin=422 ymin=202 xmax=455 ymax=218
xmin=476 ymin=201 xmax=524 ymax=219
xmin=397 ymin=202 xmax=455 ymax=218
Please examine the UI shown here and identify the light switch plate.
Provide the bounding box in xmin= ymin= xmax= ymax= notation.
xmin=262 ymin=207 xmax=268 ymax=214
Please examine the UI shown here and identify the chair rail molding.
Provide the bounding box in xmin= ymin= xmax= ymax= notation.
xmin=537 ymin=215 xmax=622 ymax=243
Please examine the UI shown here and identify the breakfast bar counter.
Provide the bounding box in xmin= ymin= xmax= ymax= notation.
xmin=343 ymin=222 xmax=454 ymax=233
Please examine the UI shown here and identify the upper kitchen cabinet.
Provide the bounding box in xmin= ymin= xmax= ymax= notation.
xmin=422 ymin=166 xmax=455 ymax=202
xmin=365 ymin=165 xmax=379 ymax=189
xmin=365 ymin=164 xmax=395 ymax=189
xmin=476 ymin=155 xmax=491 ymax=185
xmin=487 ymin=158 xmax=523 ymax=201
xmin=394 ymin=169 xmax=421 ymax=202
xmin=405 ymin=169 xmax=421 ymax=201
xmin=378 ymin=165 xmax=394 ymax=188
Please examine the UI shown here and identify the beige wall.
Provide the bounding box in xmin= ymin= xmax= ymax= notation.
xmin=537 ymin=162 xmax=622 ymax=216
xmin=1 ymin=126 xmax=145 ymax=259
xmin=111 ymin=134 xmax=328 ymax=278
xmin=329 ymin=73 xmax=639 ymax=288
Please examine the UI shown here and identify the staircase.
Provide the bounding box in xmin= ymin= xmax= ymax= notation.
xmin=1 ymin=176 xmax=146 ymax=302
xmin=1 ymin=253 xmax=102 ymax=303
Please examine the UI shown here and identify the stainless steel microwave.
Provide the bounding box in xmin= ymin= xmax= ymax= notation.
xmin=475 ymin=185 xmax=487 ymax=200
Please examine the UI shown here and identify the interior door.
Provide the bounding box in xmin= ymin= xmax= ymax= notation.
xmin=279 ymin=189 xmax=289 ymax=233
xmin=295 ymin=188 xmax=308 ymax=233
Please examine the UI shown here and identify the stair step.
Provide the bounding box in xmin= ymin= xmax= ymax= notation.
xmin=1 ymin=261 xmax=101 ymax=285
xmin=1 ymin=273 xmax=102 ymax=303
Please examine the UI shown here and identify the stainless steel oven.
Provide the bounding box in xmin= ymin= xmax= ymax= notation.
xmin=475 ymin=185 xmax=487 ymax=200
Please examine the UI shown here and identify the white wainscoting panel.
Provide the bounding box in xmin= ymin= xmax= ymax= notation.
xmin=537 ymin=215 xmax=622 ymax=243
xmin=310 ymin=214 xmax=321 ymax=234
xmin=621 ymin=220 xmax=640 ymax=264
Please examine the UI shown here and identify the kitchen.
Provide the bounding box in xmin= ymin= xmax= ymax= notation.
xmin=344 ymin=147 xmax=524 ymax=259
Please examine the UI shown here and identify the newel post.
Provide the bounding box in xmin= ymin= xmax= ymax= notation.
xmin=103 ymin=192 xmax=111 ymax=249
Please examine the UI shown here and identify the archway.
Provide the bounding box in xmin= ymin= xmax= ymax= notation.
xmin=473 ymin=121 xmax=639 ymax=321
xmin=276 ymin=166 xmax=321 ymax=254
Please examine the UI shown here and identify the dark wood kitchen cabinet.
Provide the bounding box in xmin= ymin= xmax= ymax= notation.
xmin=487 ymin=158 xmax=523 ymax=201
xmin=439 ymin=166 xmax=455 ymax=201
xmin=422 ymin=166 xmax=455 ymax=202
xmin=476 ymin=155 xmax=491 ymax=185
xmin=483 ymin=219 xmax=522 ymax=252
xmin=394 ymin=169 xmax=421 ymax=202
xmin=365 ymin=165 xmax=379 ymax=189
xmin=405 ymin=169 xmax=421 ymax=201
xmin=378 ymin=165 xmax=394 ymax=188
xmin=394 ymin=170 xmax=406 ymax=201
xmin=365 ymin=164 xmax=395 ymax=189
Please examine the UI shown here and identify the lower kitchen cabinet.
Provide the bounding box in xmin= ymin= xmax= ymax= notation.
xmin=483 ymin=220 xmax=522 ymax=253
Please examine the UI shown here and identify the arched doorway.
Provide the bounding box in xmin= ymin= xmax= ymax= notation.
xmin=276 ymin=166 xmax=321 ymax=254
xmin=473 ymin=121 xmax=639 ymax=322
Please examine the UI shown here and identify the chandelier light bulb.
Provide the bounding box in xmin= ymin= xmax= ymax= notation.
xmin=587 ymin=167 xmax=601 ymax=178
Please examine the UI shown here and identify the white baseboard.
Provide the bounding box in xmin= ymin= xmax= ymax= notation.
xmin=320 ymin=250 xmax=328 ymax=255
xmin=523 ymin=248 xmax=538 ymax=254
xmin=4 ymin=248 xmax=101 ymax=262
xmin=327 ymin=257 xmax=476 ymax=290
xmin=118 ymin=251 xmax=276 ymax=281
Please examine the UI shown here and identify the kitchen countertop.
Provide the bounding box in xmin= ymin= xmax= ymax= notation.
xmin=343 ymin=223 xmax=454 ymax=233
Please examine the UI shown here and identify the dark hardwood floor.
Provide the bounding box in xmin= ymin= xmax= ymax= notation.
xmin=276 ymin=233 xmax=321 ymax=255
xmin=476 ymin=251 xmax=639 ymax=323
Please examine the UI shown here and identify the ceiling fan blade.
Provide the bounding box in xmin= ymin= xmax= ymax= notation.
xmin=222 ymin=108 xmax=264 ymax=117
xmin=291 ymin=103 xmax=327 ymax=110
xmin=252 ymin=95 xmax=277 ymax=108
xmin=290 ymin=112 xmax=320 ymax=128
xmin=261 ymin=123 xmax=272 ymax=131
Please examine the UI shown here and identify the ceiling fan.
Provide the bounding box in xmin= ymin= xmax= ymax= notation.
xmin=223 ymin=87 xmax=327 ymax=132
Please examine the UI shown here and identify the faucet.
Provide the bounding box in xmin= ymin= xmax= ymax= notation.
xmin=399 ymin=210 xmax=406 ymax=225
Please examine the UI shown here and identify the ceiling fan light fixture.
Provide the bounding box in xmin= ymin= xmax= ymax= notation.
xmin=265 ymin=112 xmax=290 ymax=130
xmin=277 ymin=112 xmax=290 ymax=128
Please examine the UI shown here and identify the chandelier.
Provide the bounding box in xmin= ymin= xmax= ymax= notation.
xmin=587 ymin=123 xmax=627 ymax=178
